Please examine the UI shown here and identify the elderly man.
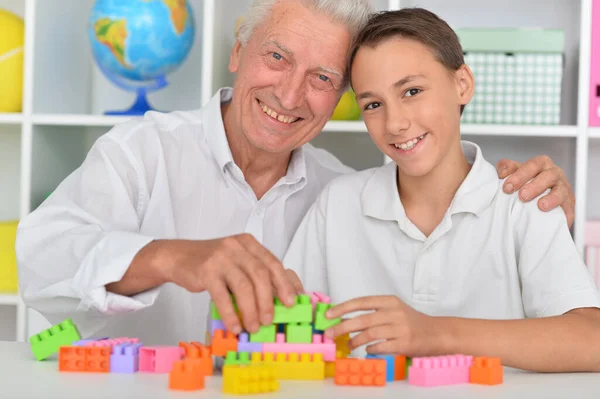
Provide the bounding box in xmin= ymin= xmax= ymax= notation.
xmin=17 ymin=0 xmax=575 ymax=344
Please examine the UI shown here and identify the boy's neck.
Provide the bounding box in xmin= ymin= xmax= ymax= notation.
xmin=397 ymin=139 xmax=472 ymax=237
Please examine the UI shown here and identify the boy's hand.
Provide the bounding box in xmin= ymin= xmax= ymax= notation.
xmin=324 ymin=295 xmax=441 ymax=356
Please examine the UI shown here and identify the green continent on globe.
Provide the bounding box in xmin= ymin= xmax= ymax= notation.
xmin=163 ymin=0 xmax=188 ymax=34
xmin=94 ymin=17 xmax=130 ymax=68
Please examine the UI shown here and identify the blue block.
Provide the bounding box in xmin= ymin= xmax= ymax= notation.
xmin=277 ymin=324 xmax=285 ymax=334
xmin=366 ymin=354 xmax=395 ymax=382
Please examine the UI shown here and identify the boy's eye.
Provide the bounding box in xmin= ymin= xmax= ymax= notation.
xmin=405 ymin=88 xmax=421 ymax=97
xmin=272 ymin=52 xmax=283 ymax=61
xmin=364 ymin=102 xmax=381 ymax=110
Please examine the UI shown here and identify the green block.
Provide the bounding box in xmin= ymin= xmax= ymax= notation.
xmin=250 ymin=324 xmax=276 ymax=343
xmin=225 ymin=351 xmax=250 ymax=366
xmin=273 ymin=295 xmax=312 ymax=324
xmin=285 ymin=323 xmax=312 ymax=343
xmin=314 ymin=303 xmax=341 ymax=331
xmin=29 ymin=318 xmax=81 ymax=361
xmin=406 ymin=357 xmax=412 ymax=377
xmin=210 ymin=295 xmax=239 ymax=321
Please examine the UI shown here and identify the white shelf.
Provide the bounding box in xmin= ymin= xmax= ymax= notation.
xmin=32 ymin=114 xmax=134 ymax=127
xmin=0 ymin=114 xmax=24 ymax=125
xmin=323 ymin=121 xmax=578 ymax=137
xmin=0 ymin=294 xmax=20 ymax=306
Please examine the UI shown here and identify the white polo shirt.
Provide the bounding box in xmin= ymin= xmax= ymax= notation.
xmin=16 ymin=87 xmax=352 ymax=343
xmin=284 ymin=141 xmax=600 ymax=327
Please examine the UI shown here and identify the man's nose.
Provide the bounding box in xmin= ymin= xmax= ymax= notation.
xmin=275 ymin=70 xmax=306 ymax=111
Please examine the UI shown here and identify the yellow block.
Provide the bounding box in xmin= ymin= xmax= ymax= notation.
xmin=335 ymin=333 xmax=351 ymax=358
xmin=250 ymin=352 xmax=325 ymax=380
xmin=222 ymin=364 xmax=279 ymax=395
xmin=325 ymin=361 xmax=336 ymax=378
xmin=0 ymin=221 xmax=19 ymax=293
xmin=0 ymin=9 xmax=25 ymax=112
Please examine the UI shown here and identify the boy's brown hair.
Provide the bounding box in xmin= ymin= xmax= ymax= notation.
xmin=349 ymin=8 xmax=467 ymax=115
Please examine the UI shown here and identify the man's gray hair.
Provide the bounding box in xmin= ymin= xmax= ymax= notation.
xmin=238 ymin=0 xmax=374 ymax=46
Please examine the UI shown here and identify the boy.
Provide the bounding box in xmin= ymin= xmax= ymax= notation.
xmin=283 ymin=8 xmax=600 ymax=372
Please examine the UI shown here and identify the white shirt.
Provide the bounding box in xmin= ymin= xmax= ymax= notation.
xmin=284 ymin=141 xmax=600 ymax=345
xmin=16 ymin=88 xmax=352 ymax=344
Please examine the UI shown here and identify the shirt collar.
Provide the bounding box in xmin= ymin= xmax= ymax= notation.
xmin=361 ymin=140 xmax=499 ymax=222
xmin=202 ymin=87 xmax=307 ymax=186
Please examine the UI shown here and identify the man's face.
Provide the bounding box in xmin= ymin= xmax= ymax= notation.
xmin=228 ymin=1 xmax=351 ymax=154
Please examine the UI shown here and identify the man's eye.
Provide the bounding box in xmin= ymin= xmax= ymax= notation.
xmin=272 ymin=52 xmax=283 ymax=61
xmin=318 ymin=75 xmax=330 ymax=82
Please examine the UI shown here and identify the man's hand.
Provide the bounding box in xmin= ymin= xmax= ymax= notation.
xmin=323 ymin=295 xmax=441 ymax=357
xmin=162 ymin=234 xmax=298 ymax=335
xmin=497 ymin=155 xmax=575 ymax=227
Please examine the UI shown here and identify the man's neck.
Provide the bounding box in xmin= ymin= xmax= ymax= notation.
xmin=222 ymin=102 xmax=292 ymax=200
xmin=398 ymin=140 xmax=472 ymax=236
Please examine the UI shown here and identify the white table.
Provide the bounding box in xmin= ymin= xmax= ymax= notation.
xmin=1 ymin=341 xmax=599 ymax=398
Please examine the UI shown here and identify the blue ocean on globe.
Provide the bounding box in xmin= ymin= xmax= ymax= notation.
xmin=88 ymin=0 xmax=195 ymax=83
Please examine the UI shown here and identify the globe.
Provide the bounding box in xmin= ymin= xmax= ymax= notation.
xmin=88 ymin=0 xmax=196 ymax=115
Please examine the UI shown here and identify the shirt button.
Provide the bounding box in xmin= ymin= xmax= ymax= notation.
xmin=255 ymin=207 xmax=264 ymax=217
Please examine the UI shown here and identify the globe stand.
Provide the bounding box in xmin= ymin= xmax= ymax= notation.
xmin=99 ymin=62 xmax=168 ymax=116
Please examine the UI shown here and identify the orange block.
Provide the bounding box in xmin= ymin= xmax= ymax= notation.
xmin=169 ymin=359 xmax=205 ymax=391
xmin=178 ymin=341 xmax=213 ymax=376
xmin=211 ymin=330 xmax=238 ymax=357
xmin=394 ymin=355 xmax=406 ymax=380
xmin=59 ymin=346 xmax=110 ymax=372
xmin=470 ymin=357 xmax=503 ymax=385
xmin=334 ymin=358 xmax=386 ymax=386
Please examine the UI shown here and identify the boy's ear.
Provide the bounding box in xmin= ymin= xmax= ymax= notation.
xmin=455 ymin=64 xmax=475 ymax=106
xmin=229 ymin=40 xmax=243 ymax=73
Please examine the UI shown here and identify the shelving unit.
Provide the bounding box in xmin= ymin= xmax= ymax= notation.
xmin=0 ymin=0 xmax=597 ymax=342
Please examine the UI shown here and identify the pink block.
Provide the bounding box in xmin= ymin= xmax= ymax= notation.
xmin=139 ymin=346 xmax=184 ymax=373
xmin=263 ymin=333 xmax=335 ymax=361
xmin=307 ymin=291 xmax=331 ymax=309
xmin=86 ymin=337 xmax=139 ymax=347
xmin=408 ymin=355 xmax=473 ymax=387
xmin=590 ymin=0 xmax=600 ymax=126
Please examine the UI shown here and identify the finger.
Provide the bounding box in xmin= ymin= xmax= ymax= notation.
xmin=284 ymin=269 xmax=305 ymax=294
xmin=207 ymin=276 xmax=242 ymax=335
xmin=503 ymin=156 xmax=548 ymax=194
xmin=328 ymin=311 xmax=385 ymax=339
xmin=562 ymin=195 xmax=576 ymax=229
xmin=240 ymin=259 xmax=275 ymax=327
xmin=239 ymin=234 xmax=296 ymax=307
xmin=349 ymin=325 xmax=394 ymax=350
xmin=366 ymin=340 xmax=403 ymax=356
xmin=222 ymin=262 xmax=261 ymax=333
xmin=496 ymin=158 xmax=521 ymax=179
xmin=326 ymin=296 xmax=390 ymax=319
xmin=537 ymin=181 xmax=570 ymax=212
xmin=517 ymin=168 xmax=560 ymax=202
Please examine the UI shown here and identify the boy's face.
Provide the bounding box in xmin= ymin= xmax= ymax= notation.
xmin=351 ymin=38 xmax=473 ymax=177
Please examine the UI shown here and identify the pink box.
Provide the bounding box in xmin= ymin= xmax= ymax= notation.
xmin=590 ymin=0 xmax=600 ymax=126
xmin=262 ymin=333 xmax=335 ymax=361
xmin=139 ymin=346 xmax=184 ymax=373
xmin=408 ymin=355 xmax=473 ymax=387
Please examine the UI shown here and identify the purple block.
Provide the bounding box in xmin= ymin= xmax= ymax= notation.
xmin=110 ymin=343 xmax=142 ymax=373
xmin=72 ymin=337 xmax=109 ymax=346
xmin=211 ymin=319 xmax=226 ymax=335
xmin=237 ymin=332 xmax=263 ymax=353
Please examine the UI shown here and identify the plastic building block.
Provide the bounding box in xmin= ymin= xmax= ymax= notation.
xmin=249 ymin=324 xmax=276 ymax=343
xmin=211 ymin=319 xmax=226 ymax=335
xmin=408 ymin=355 xmax=473 ymax=387
xmin=285 ymin=323 xmax=312 ymax=343
xmin=72 ymin=337 xmax=109 ymax=346
xmin=334 ymin=358 xmax=387 ymax=386
xmin=366 ymin=354 xmax=395 ymax=382
xmin=169 ymin=359 xmax=205 ymax=391
xmin=325 ymin=361 xmax=336 ymax=378
xmin=394 ymin=355 xmax=407 ymax=380
xmin=111 ymin=342 xmax=142 ymax=373
xmin=212 ymin=329 xmax=239 ymax=357
xmin=335 ymin=333 xmax=351 ymax=358
xmin=225 ymin=351 xmax=251 ymax=366
xmin=406 ymin=357 xmax=412 ymax=376
xmin=273 ymin=295 xmax=312 ymax=324
xmin=139 ymin=346 xmax=184 ymax=373
xmin=87 ymin=337 xmax=139 ymax=347
xmin=59 ymin=346 xmax=111 ymax=372
xmin=30 ymin=318 xmax=82 ymax=361
xmin=179 ymin=342 xmax=213 ymax=376
xmin=314 ymin=303 xmax=341 ymax=331
xmin=211 ymin=301 xmax=222 ymax=320
xmin=223 ymin=364 xmax=279 ymax=395
xmin=262 ymin=333 xmax=336 ymax=361
xmin=238 ymin=333 xmax=262 ymax=353
xmin=308 ymin=291 xmax=331 ymax=309
xmin=250 ymin=352 xmax=325 ymax=380
xmin=470 ymin=357 xmax=503 ymax=385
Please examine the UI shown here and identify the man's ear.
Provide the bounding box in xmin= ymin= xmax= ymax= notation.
xmin=455 ymin=64 xmax=475 ymax=106
xmin=229 ymin=40 xmax=242 ymax=73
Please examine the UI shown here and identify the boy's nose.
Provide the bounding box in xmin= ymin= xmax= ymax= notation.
xmin=386 ymin=107 xmax=411 ymax=135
